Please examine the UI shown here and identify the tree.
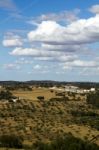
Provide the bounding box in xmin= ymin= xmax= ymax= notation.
xmin=37 ymin=96 xmax=45 ymax=101
xmin=0 ymin=90 xmax=14 ymax=100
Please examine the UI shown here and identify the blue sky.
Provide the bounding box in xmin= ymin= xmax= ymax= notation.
xmin=0 ymin=0 xmax=99 ymax=81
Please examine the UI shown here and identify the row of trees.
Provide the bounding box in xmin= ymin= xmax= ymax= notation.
xmin=5 ymin=85 xmax=32 ymax=91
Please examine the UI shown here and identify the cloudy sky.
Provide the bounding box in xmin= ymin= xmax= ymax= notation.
xmin=0 ymin=0 xmax=99 ymax=81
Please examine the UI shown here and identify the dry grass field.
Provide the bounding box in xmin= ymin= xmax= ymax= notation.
xmin=12 ymin=87 xmax=56 ymax=100
xmin=0 ymin=87 xmax=99 ymax=148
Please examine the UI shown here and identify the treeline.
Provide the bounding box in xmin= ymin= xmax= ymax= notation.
xmin=5 ymin=85 xmax=32 ymax=91
xmin=0 ymin=81 xmax=99 ymax=89
xmin=71 ymin=82 xmax=99 ymax=89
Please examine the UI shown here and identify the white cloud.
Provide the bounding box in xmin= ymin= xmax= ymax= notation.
xmin=10 ymin=47 xmax=79 ymax=64
xmin=33 ymin=64 xmax=42 ymax=70
xmin=8 ymin=11 xmax=99 ymax=77
xmin=79 ymin=67 xmax=99 ymax=76
xmin=61 ymin=60 xmax=98 ymax=69
xmin=28 ymin=21 xmax=65 ymax=43
xmin=32 ymin=64 xmax=50 ymax=74
xmin=57 ymin=55 xmax=77 ymax=62
xmin=41 ymin=43 xmax=89 ymax=53
xmin=89 ymin=5 xmax=99 ymax=14
xmin=15 ymin=58 xmax=33 ymax=64
xmin=72 ymin=60 xmax=97 ymax=67
xmin=3 ymin=34 xmax=23 ymax=47
xmin=34 ymin=57 xmax=54 ymax=61
xmin=28 ymin=9 xmax=80 ymax=25
xmin=10 ymin=14 xmax=99 ymax=61
xmin=3 ymin=63 xmax=21 ymax=70
xmin=0 ymin=0 xmax=17 ymax=11
xmin=28 ymin=15 xmax=99 ymax=45
xmin=10 ymin=47 xmax=62 ymax=57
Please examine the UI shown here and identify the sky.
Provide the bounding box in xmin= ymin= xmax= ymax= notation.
xmin=0 ymin=0 xmax=99 ymax=82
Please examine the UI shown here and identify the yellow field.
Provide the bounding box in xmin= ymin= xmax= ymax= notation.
xmin=13 ymin=88 xmax=57 ymax=100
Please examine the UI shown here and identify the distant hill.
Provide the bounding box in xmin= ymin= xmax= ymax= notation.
xmin=0 ymin=80 xmax=99 ymax=89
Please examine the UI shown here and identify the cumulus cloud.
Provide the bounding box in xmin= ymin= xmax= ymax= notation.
xmin=28 ymin=15 xmax=99 ymax=45
xmin=3 ymin=33 xmax=23 ymax=47
xmin=61 ymin=60 xmax=98 ymax=70
xmin=89 ymin=5 xmax=99 ymax=14
xmin=10 ymin=47 xmax=62 ymax=57
xmin=28 ymin=9 xmax=80 ymax=25
xmin=41 ymin=43 xmax=89 ymax=53
xmin=8 ymin=11 xmax=99 ymax=76
xmin=10 ymin=47 xmax=79 ymax=64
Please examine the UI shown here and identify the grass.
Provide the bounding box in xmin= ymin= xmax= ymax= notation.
xmin=13 ymin=88 xmax=56 ymax=100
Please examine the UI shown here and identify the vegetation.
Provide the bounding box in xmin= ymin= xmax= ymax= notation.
xmin=0 ymin=90 xmax=16 ymax=101
xmin=70 ymin=110 xmax=99 ymax=130
xmin=0 ymin=82 xmax=99 ymax=149
xmin=0 ymin=135 xmax=23 ymax=148
xmin=1 ymin=81 xmax=99 ymax=89
xmin=37 ymin=96 xmax=45 ymax=100
xmin=86 ymin=91 xmax=99 ymax=108
xmin=0 ymin=134 xmax=99 ymax=150
xmin=33 ymin=134 xmax=99 ymax=150
xmin=70 ymin=110 xmax=99 ymax=117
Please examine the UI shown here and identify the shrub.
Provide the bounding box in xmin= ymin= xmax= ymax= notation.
xmin=37 ymin=96 xmax=45 ymax=100
xmin=0 ymin=134 xmax=23 ymax=148
xmin=0 ymin=90 xmax=15 ymax=101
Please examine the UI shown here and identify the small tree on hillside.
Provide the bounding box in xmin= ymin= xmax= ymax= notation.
xmin=37 ymin=96 xmax=44 ymax=101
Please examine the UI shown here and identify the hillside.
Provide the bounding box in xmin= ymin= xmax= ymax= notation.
xmin=0 ymin=86 xmax=99 ymax=149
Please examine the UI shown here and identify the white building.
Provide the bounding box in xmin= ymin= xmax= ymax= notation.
xmin=65 ymin=85 xmax=95 ymax=93
xmin=65 ymin=85 xmax=79 ymax=93
xmin=90 ymin=88 xmax=95 ymax=92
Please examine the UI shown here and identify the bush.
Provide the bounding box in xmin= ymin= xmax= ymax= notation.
xmin=56 ymin=92 xmax=65 ymax=96
xmin=37 ymin=96 xmax=45 ymax=100
xmin=0 ymin=90 xmax=15 ymax=101
xmin=0 ymin=135 xmax=23 ymax=148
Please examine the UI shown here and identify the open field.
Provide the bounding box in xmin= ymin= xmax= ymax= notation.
xmin=12 ymin=88 xmax=57 ymax=100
